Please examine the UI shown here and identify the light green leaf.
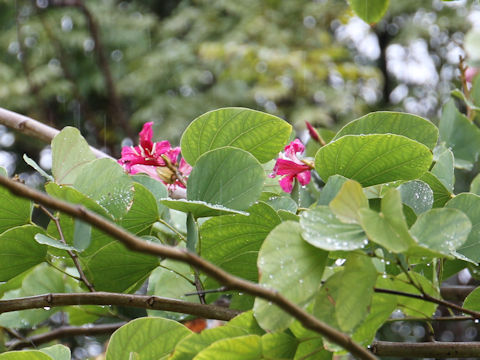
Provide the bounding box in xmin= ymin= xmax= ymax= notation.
xmin=376 ymin=273 xmax=438 ymax=317
xmin=106 ymin=317 xmax=192 ymax=360
xmin=161 ymin=199 xmax=247 ymax=218
xmin=432 ymin=147 xmax=454 ymax=191
xmin=398 ymin=180 xmax=433 ymax=215
xmin=317 ymin=175 xmax=348 ymax=205
xmin=290 ymin=322 xmax=332 ymax=360
xmin=471 ymin=174 xmax=480 ymax=196
xmin=254 ymin=222 xmax=327 ymax=331
xmin=465 ymin=29 xmax=480 ymax=63
xmin=181 ymin=107 xmax=291 ymax=165
xmin=315 ymin=134 xmax=432 ymax=187
xmin=201 ymin=202 xmax=281 ymax=282
xmin=420 ymin=172 xmax=452 ymax=208
xmin=300 ymin=206 xmax=367 ymax=251
xmin=0 ymin=225 xmax=47 ymax=281
xmin=261 ymin=333 xmax=298 ymax=359
xmin=0 ymin=351 xmax=53 ymax=360
xmin=73 ymin=158 xmax=134 ymax=219
xmin=259 ymin=193 xmax=298 ymax=213
xmin=347 ymin=0 xmax=390 ymax=24
xmin=132 ymin=174 xmax=168 ymax=216
xmin=329 ymin=179 xmax=368 ymax=224
xmin=194 ymin=335 xmax=262 ymax=360
xmin=463 ymin=286 xmax=480 ymax=311
xmin=0 ymin=184 xmax=31 ymax=235
xmin=359 ymin=189 xmax=416 ymax=253
xmin=147 ymin=260 xmax=199 ymax=321
xmin=313 ymin=271 xmax=343 ymax=329
xmin=23 ymin=154 xmax=54 ymax=181
xmin=187 ymin=147 xmax=265 ymax=211
xmin=0 ymin=167 xmax=6 ymax=176
xmin=446 ymin=194 xmax=480 ymax=263
xmin=336 ymin=254 xmax=377 ymax=332
xmin=439 ymin=100 xmax=480 ymax=169
xmin=120 ymin=183 xmax=159 ymax=235
xmin=409 ymin=208 xmax=471 ymax=257
xmin=40 ymin=345 xmax=71 ymax=360
xmin=34 ymin=233 xmax=77 ymax=251
xmin=73 ymin=220 xmax=91 ymax=252
xmin=333 ymin=111 xmax=438 ymax=150
xmin=51 ymin=127 xmax=96 ymax=184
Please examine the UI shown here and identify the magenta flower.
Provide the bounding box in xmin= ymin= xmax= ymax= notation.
xmin=270 ymin=139 xmax=314 ymax=193
xmin=466 ymin=67 xmax=479 ymax=84
xmin=118 ymin=122 xmax=191 ymax=189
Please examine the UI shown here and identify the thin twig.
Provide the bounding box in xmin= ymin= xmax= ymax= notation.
xmin=7 ymin=322 xmax=125 ymax=350
xmin=38 ymin=205 xmax=96 ymax=292
xmin=0 ymin=175 xmax=377 ymax=360
xmin=370 ymin=340 xmax=480 ymax=358
xmin=185 ymin=286 xmax=229 ymax=296
xmin=156 ymin=218 xmax=187 ymax=242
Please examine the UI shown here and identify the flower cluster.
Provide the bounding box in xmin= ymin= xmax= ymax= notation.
xmin=270 ymin=139 xmax=314 ymax=193
xmin=118 ymin=122 xmax=191 ymax=189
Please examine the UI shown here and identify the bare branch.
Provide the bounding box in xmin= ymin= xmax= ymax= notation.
xmin=0 ymin=292 xmax=239 ymax=321
xmin=0 ymin=107 xmax=112 ymax=159
xmin=370 ymin=341 xmax=480 ymax=358
xmin=7 ymin=322 xmax=125 ymax=350
xmin=0 ymin=175 xmax=376 ymax=360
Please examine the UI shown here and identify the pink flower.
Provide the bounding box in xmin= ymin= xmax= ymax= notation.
xmin=270 ymin=139 xmax=313 ymax=193
xmin=305 ymin=121 xmax=320 ymax=143
xmin=466 ymin=67 xmax=479 ymax=84
xmin=118 ymin=122 xmax=191 ymax=189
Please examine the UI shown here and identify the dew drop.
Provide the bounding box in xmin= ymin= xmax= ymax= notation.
xmin=43 ymin=306 xmax=51 ymax=310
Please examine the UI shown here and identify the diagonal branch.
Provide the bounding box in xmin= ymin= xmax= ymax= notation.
xmin=0 ymin=107 xmax=112 ymax=159
xmin=0 ymin=292 xmax=239 ymax=321
xmin=7 ymin=322 xmax=125 ymax=350
xmin=0 ymin=175 xmax=377 ymax=360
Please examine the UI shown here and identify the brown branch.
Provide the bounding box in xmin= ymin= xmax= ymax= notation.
xmin=7 ymin=322 xmax=124 ymax=350
xmin=0 ymin=292 xmax=239 ymax=321
xmin=374 ymin=287 xmax=480 ymax=319
xmin=0 ymin=175 xmax=376 ymax=360
xmin=0 ymin=107 xmax=111 ymax=159
xmin=45 ymin=0 xmax=134 ymax=139
xmin=39 ymin=205 xmax=95 ymax=292
xmin=370 ymin=341 xmax=480 ymax=358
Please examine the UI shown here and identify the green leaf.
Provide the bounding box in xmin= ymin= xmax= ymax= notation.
xmin=201 ymin=202 xmax=281 ymax=282
xmin=0 ymin=184 xmax=31 ymax=235
xmin=0 ymin=225 xmax=47 ymax=281
xmin=439 ymin=100 xmax=480 ymax=169
xmin=132 ymin=174 xmax=168 ymax=216
xmin=51 ymin=127 xmax=96 ymax=184
xmin=147 ymin=260 xmax=199 ymax=321
xmin=409 ymin=208 xmax=471 ymax=257
xmin=181 ymin=107 xmax=291 ymax=165
xmin=315 ymin=134 xmax=432 ymax=187
xmin=398 ymin=180 xmax=434 ymax=215
xmin=259 ymin=193 xmax=298 ymax=213
xmin=261 ymin=333 xmax=298 ymax=359
xmin=336 ymin=254 xmax=377 ymax=332
xmin=347 ymin=0 xmax=390 ymax=24
xmin=160 ymin=199 xmax=247 ymax=218
xmin=23 ymin=154 xmax=54 ymax=181
xmin=290 ymin=322 xmax=332 ymax=360
xmin=420 ymin=172 xmax=452 ymax=208
xmin=333 ymin=111 xmax=438 ymax=150
xmin=352 ymin=293 xmax=396 ymax=345
xmin=329 ymin=179 xmax=368 ymax=224
xmin=317 ymin=175 xmax=348 ymax=205
xmin=45 ymin=183 xmax=111 ymax=218
xmin=0 ymin=351 xmax=53 ymax=360
xmin=187 ymin=147 xmax=265 ymax=211
xmin=300 ymin=206 xmax=367 ymax=251
xmin=313 ymin=271 xmax=343 ymax=329
xmin=120 ymin=183 xmax=159 ymax=235
xmin=73 ymin=158 xmax=134 ymax=219
xmin=73 ymin=220 xmax=91 ymax=252
xmin=254 ymin=222 xmax=327 ymax=331
xmin=34 ymin=233 xmax=77 ymax=251
xmin=432 ymin=147 xmax=454 ymax=191
xmin=39 ymin=345 xmax=71 ymax=360
xmin=446 ymin=194 xmax=480 ymax=263
xmin=194 ymin=335 xmax=262 ymax=360
xmin=170 ymin=323 xmax=251 ymax=360
xmin=471 ymin=174 xmax=480 ymax=196
xmin=186 ymin=213 xmax=198 ymax=252
xmin=376 ymin=273 xmax=438 ymax=317
xmin=463 ymin=286 xmax=480 ymax=311
xmin=0 ymin=167 xmax=6 ymax=176
xmin=359 ymin=189 xmax=416 ymax=253
xmin=106 ymin=317 xmax=192 ymax=360
xmin=465 ymin=29 xmax=480 ymax=64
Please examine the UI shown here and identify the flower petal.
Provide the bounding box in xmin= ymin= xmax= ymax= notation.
xmin=273 ymin=158 xmax=310 ymax=176
xmin=130 ymin=164 xmax=162 ymax=182
xmin=279 ymin=175 xmax=295 ymax=193
xmin=296 ymin=169 xmax=311 ymax=186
